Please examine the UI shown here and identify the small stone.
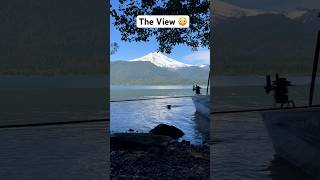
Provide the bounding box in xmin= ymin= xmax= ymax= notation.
xmin=169 ymin=139 xmax=177 ymax=144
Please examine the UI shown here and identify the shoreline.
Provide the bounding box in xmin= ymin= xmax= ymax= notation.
xmin=110 ymin=133 xmax=209 ymax=179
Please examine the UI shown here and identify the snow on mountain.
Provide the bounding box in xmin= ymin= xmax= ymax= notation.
xmin=215 ymin=0 xmax=266 ymax=19
xmin=215 ymin=0 xmax=308 ymax=20
xmin=199 ymin=64 xmax=210 ymax=69
xmin=130 ymin=52 xmax=207 ymax=69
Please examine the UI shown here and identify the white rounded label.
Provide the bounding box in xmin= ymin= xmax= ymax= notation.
xmin=136 ymin=15 xmax=190 ymax=28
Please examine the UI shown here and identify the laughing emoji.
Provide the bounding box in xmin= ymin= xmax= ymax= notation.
xmin=178 ymin=17 xmax=187 ymax=26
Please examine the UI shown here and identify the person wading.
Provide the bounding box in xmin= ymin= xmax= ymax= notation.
xmin=193 ymin=84 xmax=202 ymax=95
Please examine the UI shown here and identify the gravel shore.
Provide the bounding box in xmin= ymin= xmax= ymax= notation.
xmin=111 ymin=133 xmax=209 ymax=180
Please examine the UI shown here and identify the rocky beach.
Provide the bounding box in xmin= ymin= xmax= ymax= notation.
xmin=110 ymin=124 xmax=210 ymax=180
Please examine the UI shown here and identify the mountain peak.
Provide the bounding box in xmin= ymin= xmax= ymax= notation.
xmin=216 ymin=0 xmax=265 ymax=19
xmin=130 ymin=52 xmax=192 ymax=69
xmin=215 ymin=0 xmax=308 ymax=20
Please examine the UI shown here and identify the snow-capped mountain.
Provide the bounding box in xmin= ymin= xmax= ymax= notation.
xmin=111 ymin=52 xmax=210 ymax=85
xmin=215 ymin=0 xmax=266 ymax=19
xmin=130 ymin=52 xmax=207 ymax=69
xmin=200 ymin=64 xmax=210 ymax=68
xmin=215 ymin=0 xmax=309 ymax=20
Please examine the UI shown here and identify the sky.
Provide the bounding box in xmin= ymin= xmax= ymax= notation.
xmin=110 ymin=0 xmax=210 ymax=65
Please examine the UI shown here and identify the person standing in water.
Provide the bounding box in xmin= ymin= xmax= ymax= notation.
xmin=193 ymin=84 xmax=202 ymax=95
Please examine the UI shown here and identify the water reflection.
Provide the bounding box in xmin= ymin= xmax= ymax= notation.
xmin=193 ymin=112 xmax=210 ymax=142
xmin=111 ymin=97 xmax=207 ymax=144
xmin=268 ymin=155 xmax=315 ymax=180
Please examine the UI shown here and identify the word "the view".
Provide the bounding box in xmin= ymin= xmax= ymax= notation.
xmin=137 ymin=15 xmax=189 ymax=28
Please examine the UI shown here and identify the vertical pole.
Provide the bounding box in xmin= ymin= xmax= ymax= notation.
xmin=309 ymin=30 xmax=320 ymax=106
xmin=206 ymin=70 xmax=210 ymax=95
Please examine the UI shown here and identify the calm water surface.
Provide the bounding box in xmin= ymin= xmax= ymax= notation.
xmin=111 ymin=85 xmax=210 ymax=144
xmin=0 ymin=76 xmax=108 ymax=179
xmin=212 ymin=80 xmax=320 ymax=180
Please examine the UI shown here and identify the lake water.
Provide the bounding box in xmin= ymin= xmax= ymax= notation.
xmin=110 ymin=85 xmax=210 ymax=144
xmin=111 ymin=77 xmax=320 ymax=179
xmin=212 ymin=77 xmax=320 ymax=180
xmin=2 ymin=75 xmax=320 ymax=179
xmin=0 ymin=76 xmax=108 ymax=179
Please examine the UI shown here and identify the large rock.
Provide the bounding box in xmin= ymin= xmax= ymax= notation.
xmin=111 ymin=133 xmax=172 ymax=149
xmin=149 ymin=124 xmax=184 ymax=139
